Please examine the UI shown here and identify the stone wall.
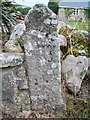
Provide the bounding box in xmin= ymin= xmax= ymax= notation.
xmin=1 ymin=53 xmax=31 ymax=116
xmin=1 ymin=4 xmax=89 ymax=117
xmin=1 ymin=4 xmax=65 ymax=116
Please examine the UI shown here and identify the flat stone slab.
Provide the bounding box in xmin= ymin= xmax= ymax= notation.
xmin=0 ymin=53 xmax=24 ymax=68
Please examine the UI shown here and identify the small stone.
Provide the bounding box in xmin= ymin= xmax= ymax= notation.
xmin=4 ymin=40 xmax=23 ymax=52
xmin=58 ymin=35 xmax=67 ymax=46
xmin=10 ymin=22 xmax=26 ymax=40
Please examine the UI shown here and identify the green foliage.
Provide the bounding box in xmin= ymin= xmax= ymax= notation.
xmin=84 ymin=7 xmax=90 ymax=20
xmin=77 ymin=45 xmax=85 ymax=50
xmin=66 ymin=100 xmax=73 ymax=111
xmin=1 ymin=1 xmax=18 ymax=34
xmin=59 ymin=27 xmax=73 ymax=38
xmin=80 ymin=69 xmax=87 ymax=76
xmin=65 ymin=98 xmax=90 ymax=118
xmin=48 ymin=2 xmax=59 ymax=14
xmin=64 ymin=8 xmax=73 ymax=20
xmin=71 ymin=33 xmax=84 ymax=43
xmin=84 ymin=7 xmax=90 ymax=32
xmin=16 ymin=7 xmax=31 ymax=15
xmin=67 ymin=21 xmax=88 ymax=31
xmin=59 ymin=27 xmax=89 ymax=58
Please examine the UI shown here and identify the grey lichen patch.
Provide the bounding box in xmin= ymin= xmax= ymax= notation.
xmin=51 ymin=63 xmax=57 ymax=69
xmin=47 ymin=70 xmax=53 ymax=75
xmin=39 ymin=58 xmax=46 ymax=65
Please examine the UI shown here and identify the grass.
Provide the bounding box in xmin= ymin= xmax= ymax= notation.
xmin=66 ymin=21 xmax=89 ymax=31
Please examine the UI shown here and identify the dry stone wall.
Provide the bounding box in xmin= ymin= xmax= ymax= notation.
xmin=1 ymin=4 xmax=89 ymax=117
xmin=1 ymin=4 xmax=65 ymax=116
xmin=1 ymin=53 xmax=31 ymax=116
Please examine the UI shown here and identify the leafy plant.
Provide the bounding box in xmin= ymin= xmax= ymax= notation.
xmin=48 ymin=2 xmax=59 ymax=14
xmin=80 ymin=69 xmax=87 ymax=76
xmin=16 ymin=7 xmax=31 ymax=15
xmin=66 ymin=100 xmax=73 ymax=111
xmin=65 ymin=98 xmax=90 ymax=118
xmin=84 ymin=7 xmax=90 ymax=20
xmin=59 ymin=26 xmax=89 ymax=58
xmin=64 ymin=8 xmax=73 ymax=20
xmin=1 ymin=1 xmax=18 ymax=34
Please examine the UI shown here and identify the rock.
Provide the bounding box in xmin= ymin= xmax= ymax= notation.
xmin=72 ymin=30 xmax=88 ymax=36
xmin=0 ymin=26 xmax=2 ymax=52
xmin=78 ymin=50 xmax=86 ymax=55
xmin=0 ymin=40 xmax=2 ymax=52
xmin=2 ymin=68 xmax=19 ymax=116
xmin=24 ymin=4 xmax=57 ymax=33
xmin=58 ymin=34 xmax=67 ymax=46
xmin=4 ymin=40 xmax=23 ymax=52
xmin=24 ymin=30 xmax=65 ymax=111
xmin=0 ymin=53 xmax=24 ymax=68
xmin=24 ymin=4 xmax=65 ymax=111
xmin=62 ymin=55 xmax=88 ymax=94
xmin=2 ymin=66 xmax=30 ymax=116
xmin=88 ymin=58 xmax=90 ymax=66
xmin=10 ymin=22 xmax=26 ymax=40
xmin=4 ymin=22 xmax=25 ymax=52
xmin=72 ymin=30 xmax=89 ymax=42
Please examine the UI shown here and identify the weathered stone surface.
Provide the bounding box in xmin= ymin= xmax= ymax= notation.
xmin=16 ymin=66 xmax=26 ymax=77
xmin=0 ymin=68 xmax=2 ymax=119
xmin=62 ymin=55 xmax=89 ymax=94
xmin=24 ymin=4 xmax=65 ymax=112
xmin=10 ymin=22 xmax=26 ymax=40
xmin=25 ymin=31 xmax=65 ymax=111
xmin=16 ymin=67 xmax=28 ymax=90
xmin=72 ymin=30 xmax=89 ymax=37
xmin=4 ymin=40 xmax=23 ymax=52
xmin=4 ymin=22 xmax=25 ymax=52
xmin=0 ymin=53 xmax=24 ymax=68
xmin=2 ymin=68 xmax=19 ymax=116
xmin=2 ymin=68 xmax=15 ymax=103
xmin=58 ymin=35 xmax=67 ymax=46
xmin=24 ymin=4 xmax=57 ymax=33
xmin=2 ymin=65 xmax=30 ymax=115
